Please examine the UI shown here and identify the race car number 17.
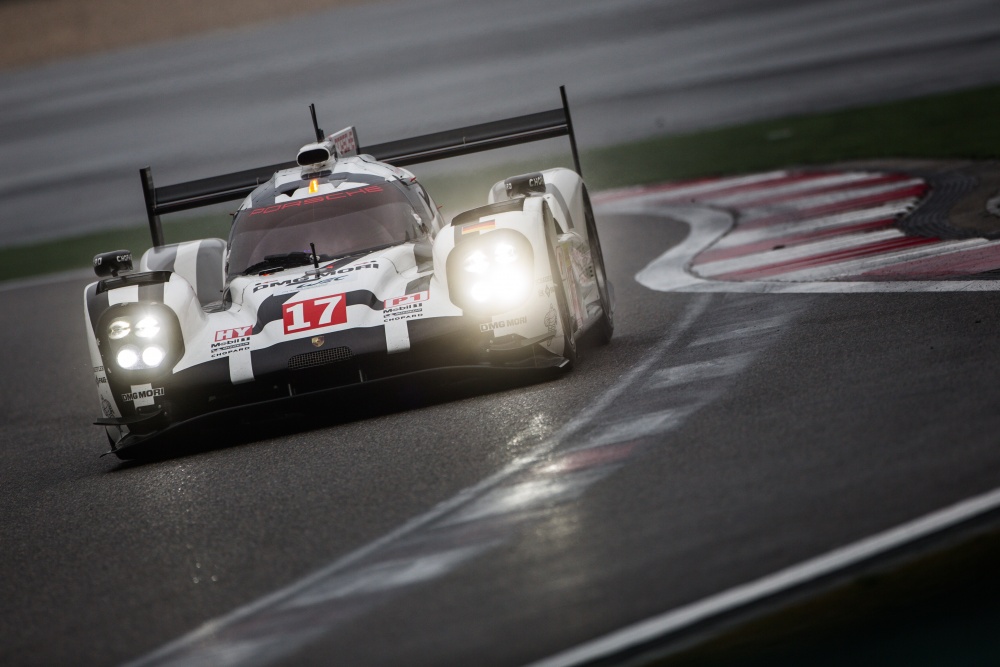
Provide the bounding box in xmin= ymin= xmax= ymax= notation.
xmin=283 ymin=294 xmax=347 ymax=334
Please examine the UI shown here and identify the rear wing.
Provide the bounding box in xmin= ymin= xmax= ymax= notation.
xmin=140 ymin=86 xmax=582 ymax=247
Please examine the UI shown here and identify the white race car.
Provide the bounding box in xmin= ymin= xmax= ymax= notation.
xmin=84 ymin=88 xmax=614 ymax=458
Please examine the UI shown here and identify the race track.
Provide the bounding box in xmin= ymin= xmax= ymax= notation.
xmin=3 ymin=0 xmax=1000 ymax=665
xmin=4 ymin=185 xmax=1000 ymax=665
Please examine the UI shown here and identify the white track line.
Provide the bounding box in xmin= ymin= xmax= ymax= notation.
xmin=603 ymin=171 xmax=791 ymax=204
xmin=622 ymin=204 xmax=1000 ymax=293
xmin=525 ymin=483 xmax=1000 ymax=667
xmin=775 ymin=237 xmax=1000 ymax=282
xmin=703 ymin=172 xmax=881 ymax=207
xmin=711 ymin=202 xmax=911 ymax=249
xmin=693 ymin=228 xmax=905 ymax=277
xmin=729 ymin=179 xmax=925 ymax=213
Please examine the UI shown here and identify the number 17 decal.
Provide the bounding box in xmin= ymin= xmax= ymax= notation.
xmin=283 ymin=293 xmax=347 ymax=335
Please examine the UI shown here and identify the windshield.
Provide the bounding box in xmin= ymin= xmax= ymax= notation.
xmin=227 ymin=183 xmax=429 ymax=278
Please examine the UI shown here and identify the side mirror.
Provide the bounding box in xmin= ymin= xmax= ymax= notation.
xmin=93 ymin=249 xmax=133 ymax=278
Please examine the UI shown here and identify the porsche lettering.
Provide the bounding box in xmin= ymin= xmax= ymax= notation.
xmin=248 ymin=185 xmax=383 ymax=217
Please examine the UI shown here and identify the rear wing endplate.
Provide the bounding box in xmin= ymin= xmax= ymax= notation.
xmin=140 ymin=86 xmax=582 ymax=247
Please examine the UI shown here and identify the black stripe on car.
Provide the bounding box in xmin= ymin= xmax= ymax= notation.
xmin=86 ymin=283 xmax=110 ymax=334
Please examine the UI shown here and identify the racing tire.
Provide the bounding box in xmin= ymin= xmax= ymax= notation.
xmin=583 ymin=186 xmax=614 ymax=344
xmin=543 ymin=204 xmax=577 ymax=368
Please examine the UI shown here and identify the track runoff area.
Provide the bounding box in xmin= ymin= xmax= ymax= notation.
xmin=119 ymin=162 xmax=1000 ymax=666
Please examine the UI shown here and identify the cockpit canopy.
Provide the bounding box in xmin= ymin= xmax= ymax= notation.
xmin=226 ymin=180 xmax=433 ymax=280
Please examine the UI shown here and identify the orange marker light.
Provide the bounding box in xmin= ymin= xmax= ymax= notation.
xmin=308 ymin=178 xmax=319 ymax=194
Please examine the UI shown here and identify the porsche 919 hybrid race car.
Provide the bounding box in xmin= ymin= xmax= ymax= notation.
xmin=84 ymin=88 xmax=613 ymax=459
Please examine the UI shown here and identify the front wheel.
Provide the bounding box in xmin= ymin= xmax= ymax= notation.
xmin=544 ymin=205 xmax=577 ymax=368
xmin=583 ymin=186 xmax=613 ymax=344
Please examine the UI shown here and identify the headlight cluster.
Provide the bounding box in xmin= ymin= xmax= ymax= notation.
xmin=447 ymin=229 xmax=533 ymax=314
xmin=100 ymin=306 xmax=181 ymax=374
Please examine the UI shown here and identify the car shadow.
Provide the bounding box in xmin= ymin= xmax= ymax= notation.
xmin=107 ymin=365 xmax=570 ymax=469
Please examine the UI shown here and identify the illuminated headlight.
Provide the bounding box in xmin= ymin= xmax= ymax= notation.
xmin=464 ymin=250 xmax=489 ymax=275
xmin=117 ymin=345 xmax=140 ymax=369
xmin=494 ymin=243 xmax=518 ymax=264
xmin=115 ymin=344 xmax=166 ymax=370
xmin=108 ymin=319 xmax=131 ymax=340
xmin=100 ymin=305 xmax=183 ymax=374
xmin=469 ymin=268 xmax=530 ymax=304
xmin=461 ymin=245 xmax=519 ymax=277
xmin=447 ymin=229 xmax=533 ymax=314
xmin=135 ymin=317 xmax=160 ymax=338
xmin=141 ymin=346 xmax=166 ymax=367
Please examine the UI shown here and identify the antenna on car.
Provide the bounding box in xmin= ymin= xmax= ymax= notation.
xmin=309 ymin=104 xmax=324 ymax=142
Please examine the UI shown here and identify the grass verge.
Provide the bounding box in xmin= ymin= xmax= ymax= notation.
xmin=6 ymin=84 xmax=1000 ymax=284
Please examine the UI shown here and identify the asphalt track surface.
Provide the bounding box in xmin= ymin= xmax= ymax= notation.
xmin=4 ymin=201 xmax=1000 ymax=665
xmin=2 ymin=0 xmax=1000 ymax=244
xmin=4 ymin=1 xmax=1000 ymax=666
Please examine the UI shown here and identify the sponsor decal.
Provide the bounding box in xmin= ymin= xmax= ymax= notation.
xmin=383 ymin=290 xmax=428 ymax=323
xmin=122 ymin=384 xmax=165 ymax=408
xmin=544 ymin=306 xmax=557 ymax=334
xmin=95 ymin=376 xmax=107 ymax=385
xmin=506 ymin=174 xmax=544 ymax=193
xmin=92 ymin=366 xmax=104 ymax=373
xmin=480 ymin=315 xmax=527 ymax=333
xmin=311 ymin=336 xmax=325 ymax=348
xmin=94 ymin=253 xmax=131 ymax=267
xmin=252 ymin=261 xmax=376 ymax=293
xmin=461 ymin=219 xmax=496 ymax=235
xmin=247 ymin=185 xmax=383 ymax=217
xmin=384 ymin=291 xmax=428 ymax=308
xmin=211 ymin=326 xmax=252 ymax=358
xmin=283 ymin=293 xmax=347 ymax=335
xmin=101 ymin=396 xmax=115 ymax=419
xmin=331 ymin=127 xmax=358 ymax=156
xmin=215 ymin=327 xmax=251 ymax=341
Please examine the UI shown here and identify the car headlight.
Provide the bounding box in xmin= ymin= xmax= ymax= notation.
xmin=447 ymin=229 xmax=533 ymax=314
xmin=108 ymin=319 xmax=131 ymax=340
xmin=464 ymin=250 xmax=490 ymax=275
xmin=117 ymin=345 xmax=140 ymax=369
xmin=99 ymin=305 xmax=183 ymax=375
xmin=135 ymin=317 xmax=160 ymax=339
xmin=141 ymin=345 xmax=166 ymax=367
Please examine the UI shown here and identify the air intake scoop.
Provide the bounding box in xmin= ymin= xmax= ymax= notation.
xmin=296 ymin=126 xmax=359 ymax=166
